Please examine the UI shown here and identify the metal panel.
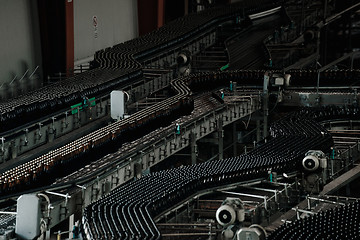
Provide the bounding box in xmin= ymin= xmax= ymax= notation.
xmin=0 ymin=1 xmax=41 ymax=93
xmin=73 ymin=0 xmax=138 ymax=63
xmin=281 ymin=90 xmax=359 ymax=107
xmin=110 ymin=91 xmax=125 ymax=120
xmin=15 ymin=194 xmax=41 ymax=240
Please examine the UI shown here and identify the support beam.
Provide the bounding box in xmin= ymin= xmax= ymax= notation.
xmin=320 ymin=163 xmax=360 ymax=195
xmin=233 ymin=122 xmax=237 ymax=157
xmin=65 ymin=0 xmax=74 ymax=77
xmin=157 ymin=0 xmax=165 ymax=28
xmin=263 ymin=73 xmax=269 ymax=139
xmin=218 ymin=118 xmax=224 ymax=160
xmin=190 ymin=132 xmax=197 ymax=165
xmin=68 ymin=214 xmax=74 ymax=239
xmin=137 ymin=0 xmax=158 ymax=36
xmin=256 ymin=120 xmax=261 ymax=142
xmin=184 ymin=0 xmax=189 ymax=15
xmin=263 ymin=99 xmax=268 ymax=139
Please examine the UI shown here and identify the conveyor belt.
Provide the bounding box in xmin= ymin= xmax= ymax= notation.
xmin=290 ymin=105 xmax=360 ymax=122
xmin=227 ymin=14 xmax=285 ymax=69
xmin=82 ymin=113 xmax=333 ymax=239
xmin=0 ymin=68 xmax=265 ymax=196
xmin=53 ymin=93 xmax=222 ymax=185
xmin=2 ymin=68 xmax=360 ymax=195
xmin=267 ymin=201 xmax=360 ymax=239
xmin=1 ymin=0 xmax=359 ymax=134
xmin=288 ymin=69 xmax=360 ymax=87
xmin=0 ymin=74 xmax=192 ymax=194
xmin=0 ymin=0 xmax=282 ymax=134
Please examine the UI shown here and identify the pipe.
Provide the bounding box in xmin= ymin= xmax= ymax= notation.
xmin=0 ymin=211 xmax=17 ymax=215
xmin=220 ymin=190 xmax=268 ymax=210
xmin=19 ymin=69 xmax=29 ymax=82
xmin=37 ymin=193 xmax=52 ymax=218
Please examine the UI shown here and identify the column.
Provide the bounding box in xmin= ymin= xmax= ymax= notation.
xmin=218 ymin=118 xmax=224 ymax=160
xmin=190 ymin=132 xmax=197 ymax=165
xmin=256 ymin=120 xmax=261 ymax=142
xmin=68 ymin=214 xmax=74 ymax=239
xmin=65 ymin=0 xmax=74 ymax=77
xmin=157 ymin=0 xmax=165 ymax=28
xmin=232 ymin=122 xmax=237 ymax=157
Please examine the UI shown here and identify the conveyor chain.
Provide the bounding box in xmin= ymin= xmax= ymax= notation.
xmin=82 ymin=112 xmax=333 ymax=239
xmin=0 ymin=75 xmax=192 ymax=195
xmin=0 ymin=0 xmax=282 ymax=134
xmin=267 ymin=201 xmax=360 ymax=239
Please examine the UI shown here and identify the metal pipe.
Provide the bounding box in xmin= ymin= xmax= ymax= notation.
xmin=307 ymin=196 xmax=345 ymax=206
xmin=292 ymin=207 xmax=315 ymax=219
xmin=323 ymin=195 xmax=359 ymax=201
xmin=45 ymin=191 xmax=71 ymax=199
xmin=325 ymin=2 xmax=360 ymax=25
xmin=37 ymin=193 xmax=52 ymax=218
xmin=243 ymin=186 xmax=280 ymax=201
xmin=157 ymin=223 xmax=211 ymax=226
xmin=19 ymin=69 xmax=29 ymax=82
xmin=0 ymin=211 xmax=17 ymax=215
xmin=220 ymin=190 xmax=268 ymax=210
xmin=9 ymin=75 xmax=18 ymax=85
xmin=29 ymin=66 xmax=39 ymax=79
xmin=162 ymin=233 xmax=216 ymax=237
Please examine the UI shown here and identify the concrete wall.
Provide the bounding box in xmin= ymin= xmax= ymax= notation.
xmin=0 ymin=0 xmax=41 ymax=89
xmin=74 ymin=0 xmax=139 ymax=64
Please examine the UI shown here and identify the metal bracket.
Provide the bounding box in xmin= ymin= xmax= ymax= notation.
xmin=51 ymin=117 xmax=56 ymax=131
xmin=38 ymin=123 xmax=43 ymax=138
xmin=45 ymin=191 xmax=71 ymax=206
xmin=0 ymin=137 xmax=5 ymax=152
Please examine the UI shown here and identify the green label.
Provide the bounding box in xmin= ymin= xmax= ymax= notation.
xmin=220 ymin=64 xmax=229 ymax=71
xmin=70 ymin=97 xmax=96 ymax=114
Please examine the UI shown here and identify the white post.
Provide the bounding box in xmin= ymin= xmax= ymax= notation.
xmin=69 ymin=214 xmax=74 ymax=239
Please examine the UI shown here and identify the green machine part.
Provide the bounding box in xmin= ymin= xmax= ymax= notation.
xmin=220 ymin=64 xmax=229 ymax=71
xmin=71 ymin=97 xmax=96 ymax=114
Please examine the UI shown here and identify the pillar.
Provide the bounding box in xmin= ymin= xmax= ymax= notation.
xmin=256 ymin=120 xmax=261 ymax=142
xmin=218 ymin=118 xmax=224 ymax=160
xmin=157 ymin=0 xmax=165 ymax=28
xmin=190 ymin=132 xmax=197 ymax=165
xmin=263 ymin=95 xmax=268 ymax=139
xmin=65 ymin=0 xmax=74 ymax=77
xmin=69 ymin=214 xmax=74 ymax=239
xmin=232 ymin=122 xmax=237 ymax=157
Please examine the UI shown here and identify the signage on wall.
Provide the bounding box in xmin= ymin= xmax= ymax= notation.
xmin=93 ymin=16 xmax=98 ymax=39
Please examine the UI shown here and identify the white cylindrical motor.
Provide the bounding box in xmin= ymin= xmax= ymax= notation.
xmin=216 ymin=204 xmax=237 ymax=226
xmin=302 ymin=155 xmax=320 ymax=171
xmin=216 ymin=198 xmax=245 ymax=227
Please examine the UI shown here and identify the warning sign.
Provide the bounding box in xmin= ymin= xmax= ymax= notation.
xmin=93 ymin=16 xmax=98 ymax=39
xmin=92 ymin=16 xmax=98 ymax=27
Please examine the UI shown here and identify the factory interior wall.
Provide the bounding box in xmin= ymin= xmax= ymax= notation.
xmin=0 ymin=0 xmax=41 ymax=88
xmin=73 ymin=0 xmax=139 ymax=64
xmin=137 ymin=0 xmax=158 ymax=36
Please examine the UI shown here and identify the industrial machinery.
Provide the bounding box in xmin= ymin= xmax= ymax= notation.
xmin=1 ymin=0 xmax=360 ymax=239
xmin=216 ymin=198 xmax=267 ymax=240
xmin=177 ymin=50 xmax=192 ymax=76
xmin=302 ymin=150 xmax=328 ymax=193
xmin=216 ymin=198 xmax=245 ymax=227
